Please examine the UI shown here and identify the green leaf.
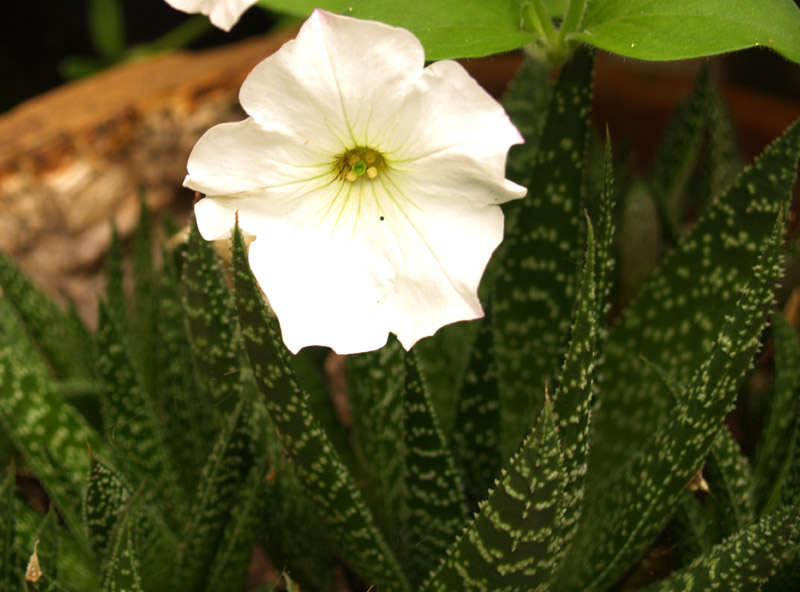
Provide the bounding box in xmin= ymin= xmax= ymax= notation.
xmin=0 ymin=468 xmax=16 ymax=592
xmin=102 ymin=511 xmax=142 ymax=592
xmin=451 ymin=316 xmax=501 ymax=511
xmin=181 ymin=218 xmax=243 ymax=417
xmin=105 ymin=225 xmax=127 ymax=330
xmin=88 ymin=0 xmax=126 ymax=59
xmin=589 ymin=119 xmax=800 ymax=489
xmin=83 ymin=454 xmax=176 ymax=591
xmin=642 ymin=504 xmax=800 ymax=592
xmin=648 ymin=67 xmax=712 ymax=238
xmin=705 ymin=428 xmax=755 ymax=537
xmin=421 ymin=399 xmax=565 ymax=591
xmin=204 ymin=451 xmax=271 ymax=592
xmin=563 ymin=210 xmax=787 ymax=592
xmin=617 ymin=181 xmax=660 ymax=306
xmin=551 ymin=218 xmax=597 ymax=552
xmin=82 ymin=452 xmax=129 ymax=565
xmin=571 ymin=0 xmax=800 ymax=63
xmin=131 ymin=198 xmax=156 ymax=397
xmin=401 ymin=352 xmax=468 ymax=586
xmin=345 ymin=0 xmax=535 ymax=60
xmin=152 ymin=246 xmax=215 ymax=492
xmin=595 ymin=132 xmax=616 ymax=330
xmin=28 ymin=508 xmax=61 ymax=592
xmin=347 ymin=337 xmax=406 ymax=543
xmin=231 ymin=225 xmax=408 ymax=592
xmin=256 ymin=0 xmax=346 ymax=17
xmin=492 ymin=46 xmax=594 ymax=456
xmin=171 ymin=396 xmax=255 ymax=591
xmin=501 ymin=56 xmax=552 ymax=189
xmin=94 ymin=301 xmax=180 ymax=513
xmin=0 ymin=252 xmax=93 ymax=380
xmin=755 ymin=313 xmax=800 ymax=513
xmin=0 ymin=325 xmax=102 ymax=556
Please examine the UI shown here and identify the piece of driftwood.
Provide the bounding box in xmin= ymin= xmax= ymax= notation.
xmin=0 ymin=28 xmax=296 ymax=322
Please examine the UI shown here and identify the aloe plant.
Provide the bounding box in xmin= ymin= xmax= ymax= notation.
xmin=1 ymin=49 xmax=799 ymax=592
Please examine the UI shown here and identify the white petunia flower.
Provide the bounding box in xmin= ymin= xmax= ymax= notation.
xmin=163 ymin=0 xmax=257 ymax=31
xmin=186 ymin=9 xmax=526 ymax=355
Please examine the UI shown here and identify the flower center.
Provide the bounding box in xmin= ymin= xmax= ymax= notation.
xmin=337 ymin=147 xmax=384 ymax=183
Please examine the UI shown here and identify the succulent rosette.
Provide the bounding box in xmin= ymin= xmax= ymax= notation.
xmin=185 ymin=9 xmax=526 ymax=354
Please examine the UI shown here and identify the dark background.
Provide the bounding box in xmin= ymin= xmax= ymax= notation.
xmin=1 ymin=1 xmax=799 ymax=114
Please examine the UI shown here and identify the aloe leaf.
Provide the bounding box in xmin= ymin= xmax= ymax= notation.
xmin=451 ymin=315 xmax=501 ymax=511
xmin=105 ymin=226 xmax=127 ymax=329
xmin=705 ymin=427 xmax=755 ymax=537
xmin=181 ymin=218 xmax=244 ymax=417
xmin=401 ymin=352 xmax=468 ymax=586
xmin=617 ymin=181 xmax=660 ymax=306
xmin=131 ymin=199 xmax=156 ymax=397
xmin=648 ymin=67 xmax=712 ymax=237
xmin=643 ymin=504 xmax=800 ymax=592
xmin=152 ymin=246 xmax=215 ymax=491
xmin=422 ymin=398 xmax=565 ymax=591
xmin=589 ymin=119 xmax=800 ymax=490
xmin=501 ymin=55 xmax=552 ymax=191
xmin=171 ymin=395 xmax=254 ymax=591
xmin=564 ymin=210 xmax=786 ymax=592
xmin=82 ymin=453 xmax=174 ymax=591
xmin=492 ymin=46 xmax=594 ymax=456
xmin=29 ymin=508 xmax=61 ymax=592
xmin=347 ymin=337 xmax=406 ymax=542
xmin=0 ymin=321 xmax=102 ymax=556
xmin=94 ymin=301 xmax=180 ymax=514
xmin=0 ymin=252 xmax=93 ymax=380
xmin=0 ymin=468 xmax=16 ymax=592
xmin=231 ymin=225 xmax=408 ymax=592
xmin=755 ymin=313 xmax=800 ymax=513
xmin=82 ymin=452 xmax=128 ymax=566
xmin=595 ymin=132 xmax=616 ymax=330
xmin=204 ymin=453 xmax=271 ymax=592
xmin=551 ymin=219 xmax=597 ymax=555
xmin=102 ymin=511 xmax=142 ymax=592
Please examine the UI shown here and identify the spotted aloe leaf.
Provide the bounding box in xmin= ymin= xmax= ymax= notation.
xmin=0 ymin=303 xmax=103 ymax=557
xmin=0 ymin=251 xmax=93 ymax=380
xmin=230 ymin=224 xmax=409 ymax=592
xmin=0 ymin=467 xmax=16 ymax=592
xmin=25 ymin=508 xmax=63 ymax=592
xmin=492 ymin=46 xmax=594 ymax=457
xmin=595 ymin=132 xmax=616 ymax=332
xmin=451 ymin=314 xmax=501 ymax=511
xmin=82 ymin=451 xmax=129 ymax=566
xmin=401 ymin=352 xmax=468 ymax=587
xmin=347 ymin=337 xmax=406 ymax=543
xmin=551 ymin=219 xmax=597 ymax=554
xmin=755 ymin=313 xmax=800 ymax=514
xmin=82 ymin=453 xmax=175 ymax=591
xmin=642 ymin=503 xmax=800 ymax=592
xmin=152 ymin=243 xmax=216 ymax=492
xmin=705 ymin=426 xmax=755 ymax=538
xmin=102 ymin=509 xmax=143 ymax=592
xmin=421 ymin=398 xmax=565 ymax=592
xmin=94 ymin=301 xmax=181 ymax=515
xmin=171 ymin=395 xmax=255 ymax=591
xmin=563 ymin=210 xmax=786 ymax=592
xmin=181 ymin=218 xmax=243 ymax=418
xmin=588 ymin=119 xmax=800 ymax=491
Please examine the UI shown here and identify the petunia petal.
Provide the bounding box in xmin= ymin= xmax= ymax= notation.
xmin=184 ymin=118 xmax=331 ymax=197
xmin=163 ymin=0 xmax=257 ymax=31
xmin=239 ymin=9 xmax=425 ymax=149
